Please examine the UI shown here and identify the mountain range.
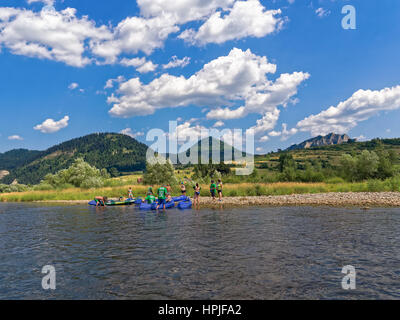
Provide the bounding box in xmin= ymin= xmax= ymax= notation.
xmin=0 ymin=132 xmax=357 ymax=185
xmin=0 ymin=133 xmax=148 ymax=185
xmin=286 ymin=133 xmax=355 ymax=151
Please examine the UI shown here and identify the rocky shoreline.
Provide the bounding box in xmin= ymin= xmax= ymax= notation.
xmin=198 ymin=192 xmax=400 ymax=208
xmin=32 ymin=192 xmax=400 ymax=208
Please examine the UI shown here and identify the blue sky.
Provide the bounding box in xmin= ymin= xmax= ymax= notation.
xmin=1 ymin=0 xmax=400 ymax=153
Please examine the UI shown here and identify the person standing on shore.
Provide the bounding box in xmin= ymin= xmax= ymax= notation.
xmin=148 ymin=185 xmax=154 ymax=195
xmin=210 ymin=180 xmax=216 ymax=200
xmin=156 ymin=185 xmax=168 ymax=210
xmin=128 ymin=187 xmax=133 ymax=199
xmin=194 ymin=183 xmax=201 ymax=207
xmin=217 ymin=179 xmax=223 ymax=202
xmin=180 ymin=182 xmax=186 ymax=196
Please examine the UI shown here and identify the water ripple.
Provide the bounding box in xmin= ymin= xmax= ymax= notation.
xmin=1 ymin=203 xmax=400 ymax=299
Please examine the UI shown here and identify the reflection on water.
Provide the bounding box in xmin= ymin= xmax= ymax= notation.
xmin=1 ymin=203 xmax=400 ymax=299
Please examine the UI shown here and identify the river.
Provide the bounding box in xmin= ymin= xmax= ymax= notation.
xmin=1 ymin=203 xmax=400 ymax=299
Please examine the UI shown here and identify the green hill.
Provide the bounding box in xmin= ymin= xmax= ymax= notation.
xmin=256 ymin=138 xmax=400 ymax=170
xmin=0 ymin=133 xmax=148 ymax=185
xmin=0 ymin=149 xmax=42 ymax=171
xmin=175 ymin=137 xmax=247 ymax=164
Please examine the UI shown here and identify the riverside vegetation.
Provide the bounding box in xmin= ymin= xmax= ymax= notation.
xmin=1 ymin=143 xmax=400 ymax=202
xmin=1 ymin=134 xmax=400 ymax=203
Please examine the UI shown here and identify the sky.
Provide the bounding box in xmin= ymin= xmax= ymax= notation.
xmin=1 ymin=0 xmax=400 ymax=154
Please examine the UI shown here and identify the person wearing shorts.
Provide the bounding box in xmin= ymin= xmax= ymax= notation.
xmin=180 ymin=182 xmax=186 ymax=195
xmin=210 ymin=180 xmax=216 ymax=200
xmin=95 ymin=196 xmax=107 ymax=206
xmin=194 ymin=183 xmax=201 ymax=206
xmin=156 ymin=185 xmax=168 ymax=210
xmin=128 ymin=187 xmax=133 ymax=199
xmin=217 ymin=179 xmax=223 ymax=202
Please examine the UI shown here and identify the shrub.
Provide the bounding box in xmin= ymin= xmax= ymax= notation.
xmin=81 ymin=177 xmax=104 ymax=189
xmin=387 ymin=176 xmax=400 ymax=192
xmin=32 ymin=183 xmax=53 ymax=191
xmin=246 ymin=187 xmax=256 ymax=196
xmin=40 ymin=158 xmax=105 ymax=188
xmin=254 ymin=184 xmax=264 ymax=196
xmin=228 ymin=189 xmax=238 ymax=197
xmin=325 ymin=177 xmax=345 ymax=184
xmin=357 ymin=150 xmax=379 ymax=180
xmin=0 ymin=184 xmax=29 ymax=193
xmin=143 ymin=159 xmax=178 ymax=185
xmin=367 ymin=179 xmax=386 ymax=192
xmin=279 ymin=167 xmax=297 ymax=182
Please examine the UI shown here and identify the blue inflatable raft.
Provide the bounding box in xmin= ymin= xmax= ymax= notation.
xmin=178 ymin=200 xmax=192 ymax=210
xmin=172 ymin=195 xmax=189 ymax=202
xmin=139 ymin=202 xmax=152 ymax=210
xmin=151 ymin=200 xmax=175 ymax=210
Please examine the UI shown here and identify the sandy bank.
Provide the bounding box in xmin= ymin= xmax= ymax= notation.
xmin=31 ymin=192 xmax=400 ymax=208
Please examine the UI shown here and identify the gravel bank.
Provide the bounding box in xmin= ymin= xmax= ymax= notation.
xmin=197 ymin=192 xmax=400 ymax=208
xmin=33 ymin=192 xmax=400 ymax=208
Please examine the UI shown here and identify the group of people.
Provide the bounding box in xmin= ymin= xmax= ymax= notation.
xmin=139 ymin=179 xmax=224 ymax=208
xmin=142 ymin=184 xmax=172 ymax=210
xmin=96 ymin=179 xmax=223 ymax=208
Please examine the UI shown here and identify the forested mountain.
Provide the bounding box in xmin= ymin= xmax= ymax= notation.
xmin=174 ymin=137 xmax=247 ymax=164
xmin=0 ymin=133 xmax=148 ymax=185
xmin=0 ymin=149 xmax=42 ymax=171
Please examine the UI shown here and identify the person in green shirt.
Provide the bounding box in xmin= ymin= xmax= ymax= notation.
xmin=144 ymin=193 xmax=156 ymax=204
xmin=156 ymin=185 xmax=168 ymax=210
xmin=210 ymin=180 xmax=217 ymax=200
xmin=148 ymin=186 xmax=154 ymax=195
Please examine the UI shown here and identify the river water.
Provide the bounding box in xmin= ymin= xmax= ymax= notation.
xmin=1 ymin=203 xmax=400 ymax=300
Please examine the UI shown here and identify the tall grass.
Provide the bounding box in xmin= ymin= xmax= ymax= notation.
xmin=1 ymin=178 xmax=399 ymax=203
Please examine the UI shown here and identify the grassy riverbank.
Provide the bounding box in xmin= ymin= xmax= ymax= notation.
xmin=1 ymin=180 xmax=400 ymax=202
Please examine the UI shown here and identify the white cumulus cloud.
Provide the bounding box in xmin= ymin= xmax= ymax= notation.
xmin=108 ymin=48 xmax=309 ymax=136
xmin=179 ymin=0 xmax=283 ymax=45
xmin=137 ymin=0 xmax=234 ymax=24
xmin=27 ymin=0 xmax=54 ymax=6
xmin=120 ymin=128 xmax=144 ymax=139
xmin=120 ymin=57 xmax=158 ymax=73
xmin=315 ymin=8 xmax=331 ymax=18
xmin=8 ymin=135 xmax=23 ymax=140
xmin=68 ymin=82 xmax=79 ymax=90
xmin=0 ymin=7 xmax=112 ymax=67
xmin=296 ymin=85 xmax=400 ymax=136
xmin=104 ymin=76 xmax=125 ymax=89
xmin=91 ymin=15 xmax=179 ymax=64
xmin=213 ymin=121 xmax=225 ymax=128
xmin=162 ymin=56 xmax=191 ymax=69
xmin=34 ymin=115 xmax=69 ymax=133
xmin=1 ymin=1 xmax=287 ymax=67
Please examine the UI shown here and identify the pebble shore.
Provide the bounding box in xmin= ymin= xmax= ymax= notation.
xmin=34 ymin=192 xmax=400 ymax=208
xmin=197 ymin=192 xmax=400 ymax=208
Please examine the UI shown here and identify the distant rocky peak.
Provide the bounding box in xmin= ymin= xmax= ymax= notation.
xmin=286 ymin=133 xmax=352 ymax=151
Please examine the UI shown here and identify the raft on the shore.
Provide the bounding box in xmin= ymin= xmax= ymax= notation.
xmin=139 ymin=200 xmax=176 ymax=210
xmin=178 ymin=200 xmax=192 ymax=210
xmin=172 ymin=195 xmax=190 ymax=202
xmin=89 ymin=198 xmax=136 ymax=206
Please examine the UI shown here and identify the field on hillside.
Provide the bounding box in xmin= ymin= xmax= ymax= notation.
xmin=255 ymin=139 xmax=400 ymax=170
